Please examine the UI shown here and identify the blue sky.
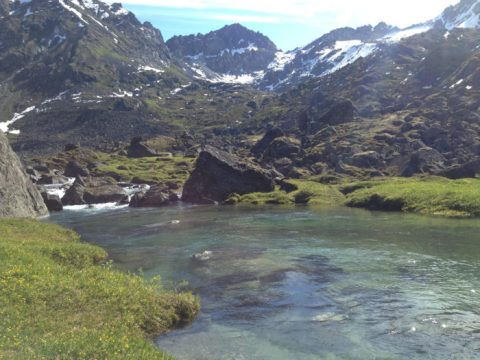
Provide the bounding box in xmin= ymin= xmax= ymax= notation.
xmin=121 ymin=0 xmax=460 ymax=50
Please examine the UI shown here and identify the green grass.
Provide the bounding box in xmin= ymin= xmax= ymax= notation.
xmin=41 ymin=148 xmax=194 ymax=186
xmin=225 ymin=180 xmax=344 ymax=206
xmin=0 ymin=219 xmax=199 ymax=359
xmin=94 ymin=154 xmax=194 ymax=186
xmin=343 ymin=177 xmax=480 ymax=217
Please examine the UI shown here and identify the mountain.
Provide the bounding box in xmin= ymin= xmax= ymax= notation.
xmin=258 ymin=22 xmax=400 ymax=90
xmin=0 ymin=0 xmax=271 ymax=155
xmin=167 ymin=23 xmax=277 ymax=84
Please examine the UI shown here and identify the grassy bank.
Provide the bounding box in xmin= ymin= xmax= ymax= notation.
xmin=0 ymin=219 xmax=199 ymax=359
xmin=225 ymin=180 xmax=344 ymax=206
xmin=225 ymin=177 xmax=480 ymax=218
xmin=343 ymin=177 xmax=480 ymax=217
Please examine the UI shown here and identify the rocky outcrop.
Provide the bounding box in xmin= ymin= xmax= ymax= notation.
xmin=182 ymin=146 xmax=275 ymax=204
xmin=62 ymin=177 xmax=128 ymax=205
xmin=0 ymin=131 xmax=48 ymax=217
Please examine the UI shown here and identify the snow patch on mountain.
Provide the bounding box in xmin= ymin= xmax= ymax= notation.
xmin=440 ymin=0 xmax=480 ymax=29
xmin=268 ymin=51 xmax=296 ymax=71
xmin=0 ymin=106 xmax=36 ymax=134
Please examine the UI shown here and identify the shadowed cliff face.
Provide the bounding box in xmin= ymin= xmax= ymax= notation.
xmin=0 ymin=131 xmax=47 ymax=217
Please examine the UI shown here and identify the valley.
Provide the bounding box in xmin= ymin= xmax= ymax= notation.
xmin=2 ymin=0 xmax=480 ymax=359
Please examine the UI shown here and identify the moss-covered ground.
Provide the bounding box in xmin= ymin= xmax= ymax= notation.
xmin=342 ymin=177 xmax=480 ymax=217
xmin=0 ymin=219 xmax=199 ymax=359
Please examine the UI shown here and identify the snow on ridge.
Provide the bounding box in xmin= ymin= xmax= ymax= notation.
xmin=0 ymin=106 xmax=36 ymax=134
xmin=138 ymin=65 xmax=165 ymax=74
xmin=383 ymin=25 xmax=432 ymax=43
xmin=212 ymin=71 xmax=265 ymax=85
xmin=58 ymin=0 xmax=88 ymax=24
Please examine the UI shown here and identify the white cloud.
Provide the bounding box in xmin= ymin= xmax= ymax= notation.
xmin=121 ymin=0 xmax=460 ymax=27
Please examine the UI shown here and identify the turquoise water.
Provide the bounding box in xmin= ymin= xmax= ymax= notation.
xmin=49 ymin=205 xmax=480 ymax=359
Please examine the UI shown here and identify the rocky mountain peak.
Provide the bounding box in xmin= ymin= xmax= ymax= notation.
xmin=167 ymin=23 xmax=277 ymax=79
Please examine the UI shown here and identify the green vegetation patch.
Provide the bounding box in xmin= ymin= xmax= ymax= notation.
xmin=41 ymin=148 xmax=194 ymax=186
xmin=94 ymin=154 xmax=194 ymax=185
xmin=343 ymin=177 xmax=480 ymax=217
xmin=0 ymin=219 xmax=199 ymax=359
xmin=225 ymin=180 xmax=344 ymax=206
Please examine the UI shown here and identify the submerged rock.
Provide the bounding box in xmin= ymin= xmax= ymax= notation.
xmin=0 ymin=131 xmax=48 ymax=217
xmin=182 ymin=146 xmax=275 ymax=204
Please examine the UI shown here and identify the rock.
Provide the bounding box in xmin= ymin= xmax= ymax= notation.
xmin=191 ymin=250 xmax=213 ymax=262
xmin=320 ymin=100 xmax=357 ymax=125
xmin=273 ymin=157 xmax=293 ymax=175
xmin=64 ymin=160 xmax=90 ymax=177
xmin=64 ymin=143 xmax=78 ymax=152
xmin=439 ymin=159 xmax=480 ymax=179
xmin=0 ymin=131 xmax=48 ymax=217
xmin=182 ymin=146 xmax=275 ymax=204
xmin=62 ymin=177 xmax=128 ymax=205
xmin=129 ymin=185 xmax=172 ymax=207
xmin=33 ymin=163 xmax=49 ymax=173
xmin=351 ymin=151 xmax=382 ymax=168
xmin=41 ymin=192 xmax=63 ymax=212
xmin=401 ymin=147 xmax=446 ymax=177
xmin=251 ymin=127 xmax=284 ymax=156
xmin=37 ymin=174 xmax=70 ymax=185
xmin=262 ymin=137 xmax=300 ymax=161
xmin=277 ymin=179 xmax=299 ymax=193
xmin=127 ymin=137 xmax=157 ymax=158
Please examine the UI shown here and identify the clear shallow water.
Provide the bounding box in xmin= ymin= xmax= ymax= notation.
xmin=49 ymin=205 xmax=480 ymax=360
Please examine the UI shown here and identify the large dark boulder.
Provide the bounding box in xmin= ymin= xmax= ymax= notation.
xmin=41 ymin=192 xmax=63 ymax=212
xmin=64 ymin=160 xmax=90 ymax=178
xmin=127 ymin=137 xmax=157 ymax=158
xmin=251 ymin=127 xmax=284 ymax=156
xmin=439 ymin=159 xmax=480 ymax=179
xmin=62 ymin=177 xmax=128 ymax=205
xmin=0 ymin=131 xmax=48 ymax=217
xmin=129 ymin=185 xmax=177 ymax=208
xmin=182 ymin=146 xmax=275 ymax=204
